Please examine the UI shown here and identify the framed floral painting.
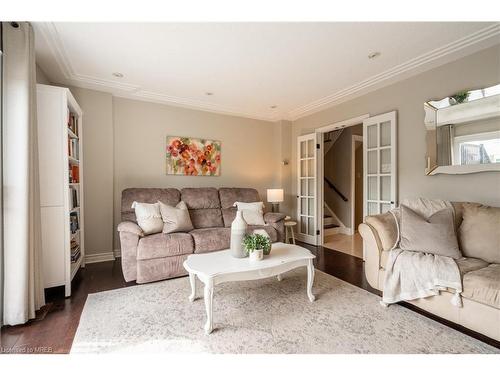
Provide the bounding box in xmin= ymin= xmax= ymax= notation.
xmin=166 ymin=136 xmax=221 ymax=176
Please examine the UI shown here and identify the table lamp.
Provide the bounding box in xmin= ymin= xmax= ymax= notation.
xmin=267 ymin=189 xmax=284 ymax=213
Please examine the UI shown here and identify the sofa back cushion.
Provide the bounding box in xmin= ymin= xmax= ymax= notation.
xmin=122 ymin=188 xmax=180 ymax=223
xmin=219 ymin=188 xmax=261 ymax=227
xmin=181 ymin=187 xmax=223 ymax=228
xmin=459 ymin=203 xmax=500 ymax=264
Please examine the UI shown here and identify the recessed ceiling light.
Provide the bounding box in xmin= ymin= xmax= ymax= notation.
xmin=270 ymin=105 xmax=277 ymax=109
xmin=368 ymin=52 xmax=381 ymax=60
xmin=112 ymin=72 xmax=124 ymax=78
xmin=205 ymin=92 xmax=214 ymax=96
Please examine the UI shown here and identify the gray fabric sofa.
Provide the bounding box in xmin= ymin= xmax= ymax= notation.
xmin=117 ymin=187 xmax=286 ymax=284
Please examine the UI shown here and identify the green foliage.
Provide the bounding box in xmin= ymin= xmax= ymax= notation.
xmin=242 ymin=233 xmax=272 ymax=255
xmin=451 ymin=91 xmax=469 ymax=104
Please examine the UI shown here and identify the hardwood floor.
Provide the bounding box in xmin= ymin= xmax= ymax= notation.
xmin=1 ymin=244 xmax=498 ymax=353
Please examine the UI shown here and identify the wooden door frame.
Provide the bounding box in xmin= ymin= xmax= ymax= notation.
xmin=314 ymin=114 xmax=369 ymax=246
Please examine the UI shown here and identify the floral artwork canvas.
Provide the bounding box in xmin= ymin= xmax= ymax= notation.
xmin=166 ymin=136 xmax=221 ymax=176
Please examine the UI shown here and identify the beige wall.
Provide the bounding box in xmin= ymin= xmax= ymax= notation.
xmin=69 ymin=87 xmax=115 ymax=257
xmin=290 ymin=45 xmax=500 ymax=222
xmin=36 ymin=64 xmax=50 ymax=84
xmin=112 ymin=97 xmax=280 ymax=249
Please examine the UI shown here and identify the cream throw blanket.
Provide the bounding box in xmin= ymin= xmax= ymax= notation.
xmin=382 ymin=198 xmax=463 ymax=307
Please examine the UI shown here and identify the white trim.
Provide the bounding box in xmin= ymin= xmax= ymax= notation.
xmin=85 ymin=251 xmax=116 ymax=264
xmin=114 ymin=249 xmax=122 ymax=258
xmin=350 ymin=135 xmax=363 ymax=233
xmin=35 ymin=22 xmax=500 ymax=122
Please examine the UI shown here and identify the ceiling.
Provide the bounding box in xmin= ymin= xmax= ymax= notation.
xmin=34 ymin=22 xmax=500 ymax=122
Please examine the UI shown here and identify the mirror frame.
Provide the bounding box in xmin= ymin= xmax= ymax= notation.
xmin=424 ymin=87 xmax=500 ymax=175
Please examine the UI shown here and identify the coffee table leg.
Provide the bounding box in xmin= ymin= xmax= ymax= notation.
xmin=204 ymin=279 xmax=214 ymax=334
xmin=277 ymin=274 xmax=282 ymax=281
xmin=188 ymin=272 xmax=197 ymax=302
xmin=307 ymin=259 xmax=315 ymax=302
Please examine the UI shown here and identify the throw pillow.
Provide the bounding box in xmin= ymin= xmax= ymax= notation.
xmin=399 ymin=205 xmax=461 ymax=259
xmin=459 ymin=203 xmax=500 ymax=264
xmin=234 ymin=201 xmax=265 ymax=225
xmin=131 ymin=201 xmax=163 ymax=235
xmin=158 ymin=200 xmax=194 ymax=234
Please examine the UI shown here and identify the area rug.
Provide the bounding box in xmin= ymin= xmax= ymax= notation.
xmin=71 ymin=269 xmax=498 ymax=354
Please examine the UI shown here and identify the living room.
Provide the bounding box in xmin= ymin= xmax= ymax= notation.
xmin=1 ymin=0 xmax=500 ymax=371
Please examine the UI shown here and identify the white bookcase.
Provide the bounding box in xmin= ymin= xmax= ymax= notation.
xmin=37 ymin=84 xmax=85 ymax=297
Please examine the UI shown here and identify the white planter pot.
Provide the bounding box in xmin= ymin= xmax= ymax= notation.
xmin=249 ymin=249 xmax=264 ymax=262
xmin=230 ymin=210 xmax=247 ymax=258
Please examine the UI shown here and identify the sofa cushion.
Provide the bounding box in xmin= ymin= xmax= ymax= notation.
xmin=136 ymin=232 xmax=194 ymax=260
xmin=247 ymin=225 xmax=278 ymax=242
xmin=189 ymin=208 xmax=224 ymax=229
xmin=190 ymin=227 xmax=230 ymax=253
xmin=220 ymin=188 xmax=262 ymax=227
xmin=399 ymin=205 xmax=461 ymax=259
xmin=219 ymin=187 xmax=260 ymax=209
xmin=462 ymin=264 xmax=500 ymax=308
xmin=181 ymin=187 xmax=220 ymax=209
xmin=455 ymin=257 xmax=490 ymax=277
xmin=459 ymin=203 xmax=500 ymax=264
xmin=122 ymin=188 xmax=180 ymax=222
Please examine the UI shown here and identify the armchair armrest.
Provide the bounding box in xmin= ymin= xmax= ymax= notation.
xmin=117 ymin=221 xmax=144 ymax=237
xmin=264 ymin=212 xmax=286 ymax=224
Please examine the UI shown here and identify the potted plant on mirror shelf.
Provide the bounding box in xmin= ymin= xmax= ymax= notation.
xmin=242 ymin=233 xmax=272 ymax=262
xmin=449 ymin=90 xmax=469 ymax=105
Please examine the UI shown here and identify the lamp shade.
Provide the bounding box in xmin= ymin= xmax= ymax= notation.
xmin=267 ymin=189 xmax=284 ymax=203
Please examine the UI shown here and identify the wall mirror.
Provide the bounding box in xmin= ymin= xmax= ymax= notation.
xmin=424 ymin=83 xmax=500 ymax=175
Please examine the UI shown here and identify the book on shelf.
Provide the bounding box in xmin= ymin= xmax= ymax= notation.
xmin=68 ymin=111 xmax=78 ymax=137
xmin=70 ymin=212 xmax=79 ymax=234
xmin=68 ymin=187 xmax=79 ymax=210
xmin=70 ymin=238 xmax=80 ymax=262
xmin=68 ymin=138 xmax=79 ymax=159
xmin=68 ymin=165 xmax=79 ymax=183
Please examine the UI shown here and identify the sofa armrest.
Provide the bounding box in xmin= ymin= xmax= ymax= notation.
xmin=358 ymin=223 xmax=383 ymax=290
xmin=117 ymin=221 xmax=142 ymax=282
xmin=117 ymin=221 xmax=144 ymax=237
xmin=264 ymin=212 xmax=286 ymax=224
xmin=263 ymin=213 xmax=286 ymax=242
xmin=364 ymin=212 xmax=398 ymax=252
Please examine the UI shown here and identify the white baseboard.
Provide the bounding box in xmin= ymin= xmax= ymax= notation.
xmin=85 ymin=251 xmax=116 ymax=264
xmin=114 ymin=249 xmax=121 ymax=258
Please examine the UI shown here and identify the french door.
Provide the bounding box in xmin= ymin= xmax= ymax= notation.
xmin=296 ymin=133 xmax=318 ymax=245
xmin=363 ymin=111 xmax=397 ymax=217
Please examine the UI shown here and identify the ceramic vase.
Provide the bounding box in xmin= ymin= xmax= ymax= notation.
xmin=230 ymin=210 xmax=247 ymax=258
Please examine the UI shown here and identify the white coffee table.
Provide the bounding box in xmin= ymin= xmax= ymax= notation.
xmin=183 ymin=242 xmax=316 ymax=334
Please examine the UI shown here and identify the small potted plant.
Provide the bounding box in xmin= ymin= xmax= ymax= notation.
xmin=449 ymin=91 xmax=469 ymax=105
xmin=242 ymin=233 xmax=272 ymax=262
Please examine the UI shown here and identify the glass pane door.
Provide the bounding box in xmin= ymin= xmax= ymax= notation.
xmin=297 ymin=133 xmax=317 ymax=245
xmin=363 ymin=112 xmax=397 ymax=218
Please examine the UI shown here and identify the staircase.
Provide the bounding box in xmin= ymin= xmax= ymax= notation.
xmin=324 ymin=213 xmax=339 ymax=230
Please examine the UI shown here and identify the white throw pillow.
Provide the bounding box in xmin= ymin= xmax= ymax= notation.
xmin=158 ymin=200 xmax=194 ymax=234
xmin=234 ymin=201 xmax=265 ymax=225
xmin=131 ymin=201 xmax=163 ymax=235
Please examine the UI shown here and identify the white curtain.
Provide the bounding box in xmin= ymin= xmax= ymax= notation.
xmin=2 ymin=22 xmax=45 ymax=325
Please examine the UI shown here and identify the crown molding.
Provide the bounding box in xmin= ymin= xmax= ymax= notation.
xmin=286 ymin=23 xmax=500 ymax=121
xmin=37 ymin=22 xmax=500 ymax=123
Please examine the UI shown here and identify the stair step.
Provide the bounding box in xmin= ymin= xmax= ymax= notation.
xmin=324 ymin=223 xmax=339 ymax=229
